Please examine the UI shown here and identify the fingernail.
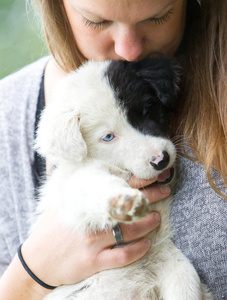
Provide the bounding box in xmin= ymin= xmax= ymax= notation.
xmin=153 ymin=212 xmax=161 ymax=223
xmin=159 ymin=185 xmax=171 ymax=194
xmin=145 ymin=239 xmax=151 ymax=248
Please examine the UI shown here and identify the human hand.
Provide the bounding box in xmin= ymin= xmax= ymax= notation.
xmin=21 ymin=175 xmax=170 ymax=291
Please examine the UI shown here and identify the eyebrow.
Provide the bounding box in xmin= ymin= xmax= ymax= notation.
xmin=72 ymin=0 xmax=177 ymax=21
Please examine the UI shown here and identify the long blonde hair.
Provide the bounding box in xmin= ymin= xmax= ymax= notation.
xmin=32 ymin=0 xmax=86 ymax=71
xmin=33 ymin=0 xmax=227 ymax=198
xmin=174 ymin=0 xmax=227 ymax=199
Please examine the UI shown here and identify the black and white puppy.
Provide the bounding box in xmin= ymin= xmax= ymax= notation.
xmin=35 ymin=58 xmax=213 ymax=300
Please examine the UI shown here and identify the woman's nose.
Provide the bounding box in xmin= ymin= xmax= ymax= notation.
xmin=113 ymin=26 xmax=144 ymax=61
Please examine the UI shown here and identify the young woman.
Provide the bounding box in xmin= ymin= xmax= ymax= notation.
xmin=0 ymin=0 xmax=226 ymax=299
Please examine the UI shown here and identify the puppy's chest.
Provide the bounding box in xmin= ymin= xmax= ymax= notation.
xmin=148 ymin=197 xmax=173 ymax=239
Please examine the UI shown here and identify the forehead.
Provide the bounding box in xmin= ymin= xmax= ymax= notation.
xmin=70 ymin=0 xmax=178 ymax=22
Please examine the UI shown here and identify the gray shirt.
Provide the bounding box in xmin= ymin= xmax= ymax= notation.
xmin=0 ymin=57 xmax=226 ymax=299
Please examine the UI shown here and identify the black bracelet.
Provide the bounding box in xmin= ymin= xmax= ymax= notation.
xmin=17 ymin=244 xmax=57 ymax=290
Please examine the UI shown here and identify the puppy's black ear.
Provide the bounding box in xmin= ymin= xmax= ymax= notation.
xmin=136 ymin=58 xmax=181 ymax=109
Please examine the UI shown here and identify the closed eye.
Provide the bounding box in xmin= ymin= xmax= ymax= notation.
xmin=82 ymin=17 xmax=111 ymax=29
xmin=82 ymin=8 xmax=174 ymax=30
xmin=151 ymin=9 xmax=174 ymax=25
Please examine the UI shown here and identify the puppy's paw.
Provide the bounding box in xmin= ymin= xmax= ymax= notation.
xmin=109 ymin=190 xmax=149 ymax=222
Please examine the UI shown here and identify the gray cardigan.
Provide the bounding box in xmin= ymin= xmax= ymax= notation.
xmin=0 ymin=57 xmax=226 ymax=299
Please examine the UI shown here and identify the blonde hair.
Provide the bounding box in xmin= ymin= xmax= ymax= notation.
xmin=174 ymin=0 xmax=227 ymax=199
xmin=32 ymin=0 xmax=86 ymax=71
xmin=33 ymin=0 xmax=227 ymax=198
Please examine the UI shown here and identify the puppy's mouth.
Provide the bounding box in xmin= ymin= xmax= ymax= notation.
xmin=151 ymin=167 xmax=175 ymax=186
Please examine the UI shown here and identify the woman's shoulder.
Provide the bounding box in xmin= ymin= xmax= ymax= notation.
xmin=0 ymin=56 xmax=50 ymax=97
xmin=0 ymin=56 xmax=49 ymax=127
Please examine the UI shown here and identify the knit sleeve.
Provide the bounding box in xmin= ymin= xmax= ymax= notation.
xmin=0 ymin=57 xmax=49 ymax=276
xmin=171 ymin=155 xmax=227 ymax=300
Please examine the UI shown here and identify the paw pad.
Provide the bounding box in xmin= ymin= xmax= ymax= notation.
xmin=109 ymin=192 xmax=148 ymax=222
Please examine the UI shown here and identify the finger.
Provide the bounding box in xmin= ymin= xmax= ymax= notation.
xmin=120 ymin=212 xmax=160 ymax=243
xmin=128 ymin=175 xmax=158 ymax=189
xmin=98 ymin=237 xmax=151 ymax=270
xmin=104 ymin=212 xmax=160 ymax=246
xmin=140 ymin=184 xmax=171 ymax=204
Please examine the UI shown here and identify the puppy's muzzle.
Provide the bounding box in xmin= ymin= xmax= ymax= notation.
xmin=150 ymin=151 xmax=170 ymax=171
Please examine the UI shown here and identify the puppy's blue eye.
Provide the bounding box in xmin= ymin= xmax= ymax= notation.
xmin=102 ymin=134 xmax=115 ymax=142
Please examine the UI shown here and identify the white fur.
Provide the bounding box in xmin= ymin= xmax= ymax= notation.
xmin=34 ymin=61 xmax=213 ymax=299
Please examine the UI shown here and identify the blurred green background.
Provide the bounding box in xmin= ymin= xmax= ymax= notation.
xmin=0 ymin=0 xmax=48 ymax=79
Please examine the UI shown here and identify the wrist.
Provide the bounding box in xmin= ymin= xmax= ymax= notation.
xmin=0 ymin=254 xmax=51 ymax=300
xmin=17 ymin=253 xmax=52 ymax=298
xmin=18 ymin=244 xmax=57 ymax=290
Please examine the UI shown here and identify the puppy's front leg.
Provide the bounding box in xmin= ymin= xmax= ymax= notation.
xmin=44 ymin=164 xmax=149 ymax=233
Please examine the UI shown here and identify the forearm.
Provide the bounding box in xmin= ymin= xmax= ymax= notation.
xmin=0 ymin=255 xmax=51 ymax=300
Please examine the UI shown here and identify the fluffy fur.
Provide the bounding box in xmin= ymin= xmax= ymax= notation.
xmin=35 ymin=58 xmax=213 ymax=299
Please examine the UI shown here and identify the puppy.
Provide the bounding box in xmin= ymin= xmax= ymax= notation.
xmin=35 ymin=58 xmax=213 ymax=300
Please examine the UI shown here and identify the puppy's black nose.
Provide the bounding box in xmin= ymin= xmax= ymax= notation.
xmin=150 ymin=151 xmax=170 ymax=171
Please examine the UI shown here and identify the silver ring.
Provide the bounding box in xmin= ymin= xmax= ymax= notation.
xmin=112 ymin=224 xmax=124 ymax=245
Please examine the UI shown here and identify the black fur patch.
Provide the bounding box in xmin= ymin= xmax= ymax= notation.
xmin=105 ymin=58 xmax=179 ymax=137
